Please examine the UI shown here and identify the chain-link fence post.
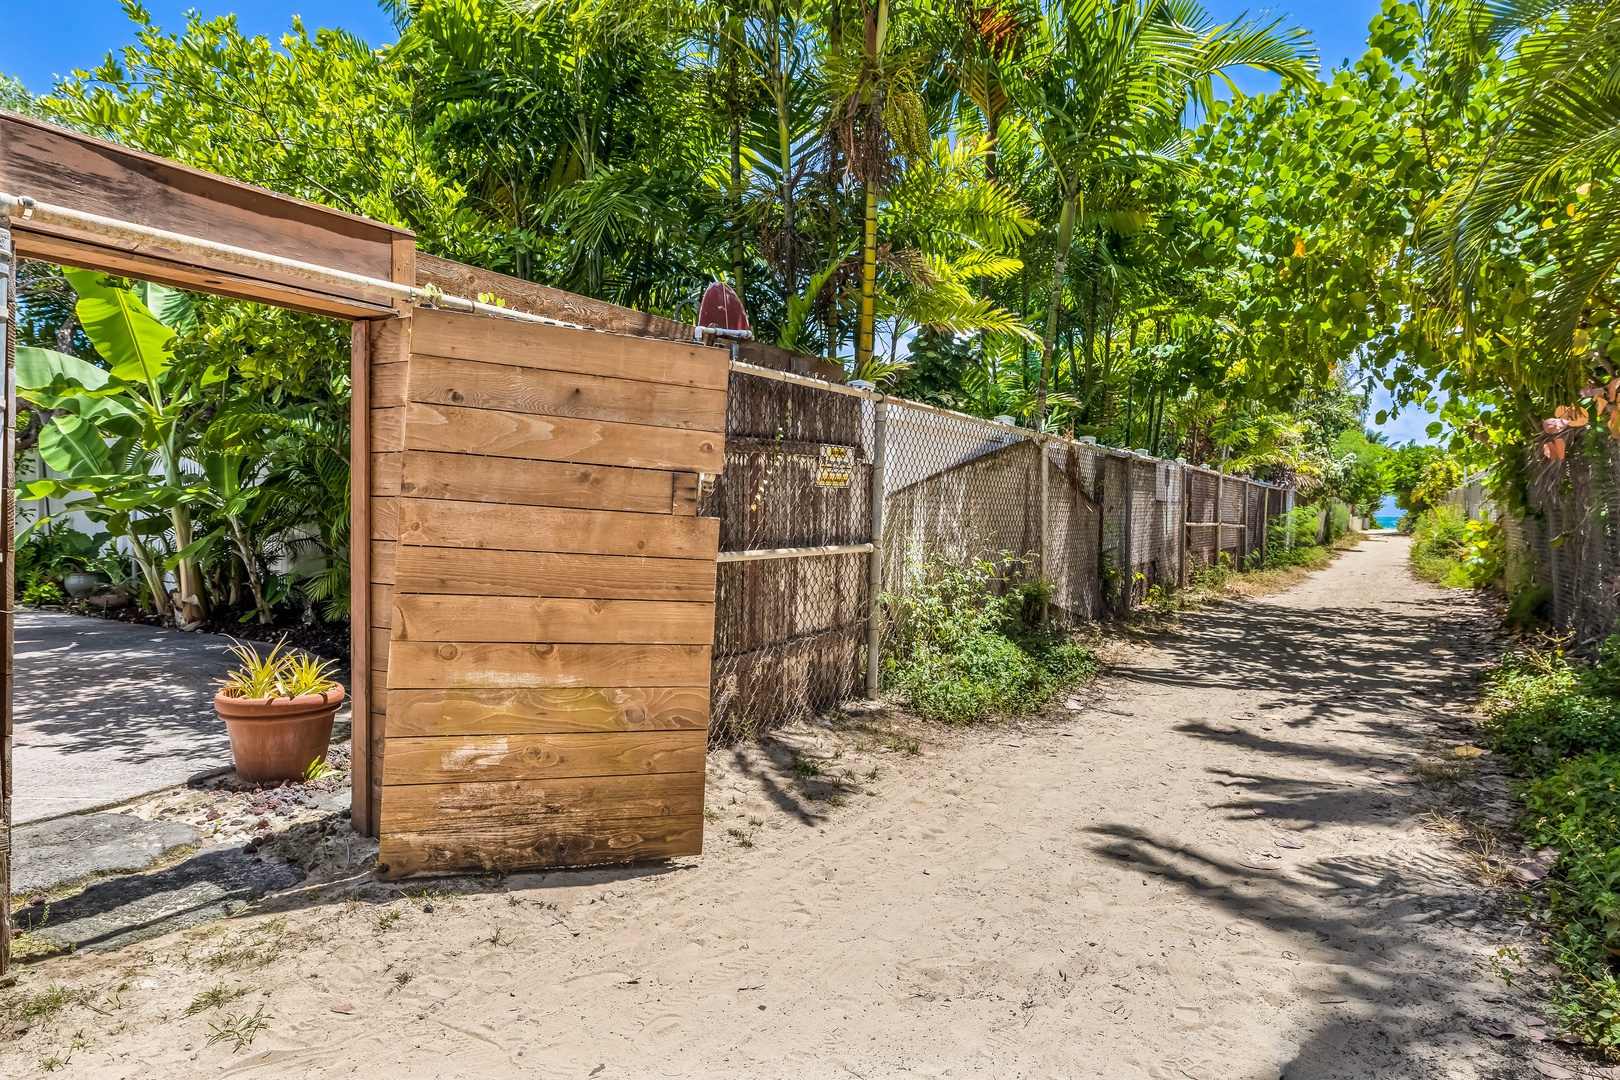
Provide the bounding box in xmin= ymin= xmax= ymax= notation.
xmin=865 ymin=396 xmax=887 ymax=698
xmin=1178 ymin=463 xmax=1190 ymax=587
xmin=1038 ymin=432 xmax=1050 ymax=617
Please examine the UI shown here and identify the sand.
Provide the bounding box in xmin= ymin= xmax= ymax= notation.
xmin=2 ymin=534 xmax=1574 ymax=1078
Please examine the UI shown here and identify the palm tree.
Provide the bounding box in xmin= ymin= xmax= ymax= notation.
xmin=1436 ymin=0 xmax=1620 ymax=364
xmin=825 ymin=0 xmax=935 ymax=372
xmin=1008 ymin=0 xmax=1313 ymax=426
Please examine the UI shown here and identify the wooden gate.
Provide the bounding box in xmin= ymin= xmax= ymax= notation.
xmin=374 ymin=309 xmax=727 ymax=877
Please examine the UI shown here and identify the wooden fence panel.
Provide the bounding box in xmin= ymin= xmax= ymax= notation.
xmin=376 ymin=309 xmax=726 ymax=878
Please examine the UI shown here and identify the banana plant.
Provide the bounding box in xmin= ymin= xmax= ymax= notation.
xmin=16 ymin=270 xmax=217 ymax=626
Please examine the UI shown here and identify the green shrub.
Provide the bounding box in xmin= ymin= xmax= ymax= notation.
xmin=1505 ymin=584 xmax=1554 ymax=629
xmin=1409 ymin=506 xmax=1498 ymax=588
xmin=882 ymin=553 xmax=1098 ymax=724
xmin=1521 ymin=753 xmax=1620 ymax=1046
xmin=1485 ymin=637 xmax=1620 ymax=1045
xmin=1264 ymin=507 xmax=1328 ymax=568
xmin=1328 ymin=500 xmax=1352 ymax=540
xmin=14 ymin=525 xmax=107 ymax=601
xmin=1483 ymin=647 xmax=1620 ymax=775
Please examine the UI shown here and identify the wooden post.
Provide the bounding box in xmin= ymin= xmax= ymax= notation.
xmin=348 ymin=319 xmax=373 ymax=837
xmin=0 ymin=217 xmax=14 ymax=973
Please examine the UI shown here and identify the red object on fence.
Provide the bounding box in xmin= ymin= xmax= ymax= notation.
xmin=698 ymin=282 xmax=750 ymax=333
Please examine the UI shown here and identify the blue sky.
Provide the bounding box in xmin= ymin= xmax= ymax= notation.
xmin=4 ymin=0 xmax=1427 ymax=444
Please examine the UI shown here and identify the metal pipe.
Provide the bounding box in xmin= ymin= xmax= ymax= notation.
xmin=0 ymin=191 xmax=571 ymax=329
xmin=716 ymin=542 xmax=875 ymax=564
xmin=866 ymin=399 xmax=888 ymax=698
xmin=1038 ymin=433 xmax=1050 ymax=620
xmin=0 ymin=217 xmax=12 ymax=323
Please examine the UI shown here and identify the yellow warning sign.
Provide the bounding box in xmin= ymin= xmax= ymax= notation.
xmin=817 ymin=444 xmax=855 ymax=488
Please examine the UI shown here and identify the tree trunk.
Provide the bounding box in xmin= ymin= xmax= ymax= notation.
xmin=856 ymin=184 xmax=880 ymax=373
xmin=169 ymin=503 xmax=208 ymax=627
xmin=1036 ymin=189 xmax=1078 ymax=428
xmin=726 ymin=13 xmax=744 ymax=293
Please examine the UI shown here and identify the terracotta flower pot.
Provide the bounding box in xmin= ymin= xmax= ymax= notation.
xmin=214 ymin=685 xmax=345 ymax=784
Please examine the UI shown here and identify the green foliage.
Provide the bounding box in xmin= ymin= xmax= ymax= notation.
xmin=219 ymin=638 xmax=340 ymax=700
xmin=1519 ymin=752 xmax=1620 ymax=1047
xmin=14 ymin=525 xmax=109 ymax=600
xmin=1408 ymin=507 xmax=1495 ymax=587
xmin=1483 ymin=644 xmax=1620 ymax=775
xmin=1485 ymin=635 xmax=1620 ymax=1045
xmin=881 ymin=553 xmax=1097 ymax=723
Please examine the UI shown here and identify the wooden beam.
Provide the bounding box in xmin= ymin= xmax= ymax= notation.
xmin=1 ymin=110 xmax=411 ymax=317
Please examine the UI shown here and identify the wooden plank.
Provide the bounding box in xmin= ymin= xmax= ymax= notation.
xmin=412 ymin=306 xmax=728 ymax=390
xmin=384 ymin=686 xmax=709 ymax=737
xmin=0 ymin=111 xmax=405 ymax=274
xmin=402 ymin=401 xmax=721 ymax=473
xmin=393 ymin=547 xmax=715 ymax=601
xmin=392 ymin=596 xmax=715 ymax=645
xmin=399 ymin=451 xmax=676 ymax=513
xmin=416 ymin=254 xmax=696 ymax=344
xmin=383 ymin=730 xmax=705 ymax=785
xmin=370 ymin=585 xmax=394 ymax=630
xmin=371 ymin=497 xmax=398 ymax=541
xmin=395 ymin=500 xmax=718 ymax=559
xmin=406 ymin=354 xmax=726 ymax=433
xmin=371 ymin=544 xmax=396 ymax=585
xmin=380 ymin=771 xmax=703 ymax=832
xmin=370 ymin=452 xmax=402 ymax=497
xmin=372 ymin=407 xmax=405 ymax=452
xmin=673 ymin=472 xmax=700 ymax=515
xmin=372 ymin=361 xmax=409 ymax=410
xmin=386 ymin=642 xmax=711 ymax=690
xmin=378 ymin=815 xmax=703 ymax=878
xmin=371 ymin=627 xmax=391 ymax=671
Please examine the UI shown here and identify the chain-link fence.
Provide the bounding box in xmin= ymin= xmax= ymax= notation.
xmin=1495 ymin=431 xmax=1620 ymax=648
xmin=704 ymin=357 xmax=1292 ymax=744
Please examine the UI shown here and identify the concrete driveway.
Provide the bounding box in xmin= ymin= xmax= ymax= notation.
xmin=12 ymin=611 xmax=236 ymax=823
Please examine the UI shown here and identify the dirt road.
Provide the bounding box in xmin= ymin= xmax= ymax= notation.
xmin=5 ymin=534 xmax=1557 ymax=1078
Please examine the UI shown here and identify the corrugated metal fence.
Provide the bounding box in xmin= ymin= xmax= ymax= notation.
xmin=701 ymin=361 xmax=1290 ymax=742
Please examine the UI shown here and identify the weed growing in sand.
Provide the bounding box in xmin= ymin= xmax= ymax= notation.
xmin=726 ymin=827 xmax=756 ymax=848
xmin=885 ymin=734 xmax=921 ymax=755
xmin=186 ymin=983 xmax=250 ymax=1016
xmin=880 ymin=552 xmax=1097 ymax=723
xmin=38 ymin=1047 xmax=73 ymax=1072
xmin=377 ymin=908 xmax=403 ymax=931
xmin=703 ymin=808 xmax=719 ymax=822
xmin=485 ymin=926 xmax=512 ymax=947
xmin=6 ymin=983 xmax=77 ymax=1022
xmin=403 ymin=885 xmax=456 ymax=904
xmin=204 ymin=918 xmax=288 ymax=971
xmin=207 ymin=1006 xmax=270 ymax=1053
xmin=394 ymin=971 xmax=414 ymax=989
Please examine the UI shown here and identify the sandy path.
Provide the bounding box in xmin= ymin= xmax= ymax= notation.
xmin=5 ymin=534 xmax=1553 ymax=1078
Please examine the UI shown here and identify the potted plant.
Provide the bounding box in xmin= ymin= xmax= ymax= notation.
xmin=214 ymin=639 xmax=345 ymax=784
